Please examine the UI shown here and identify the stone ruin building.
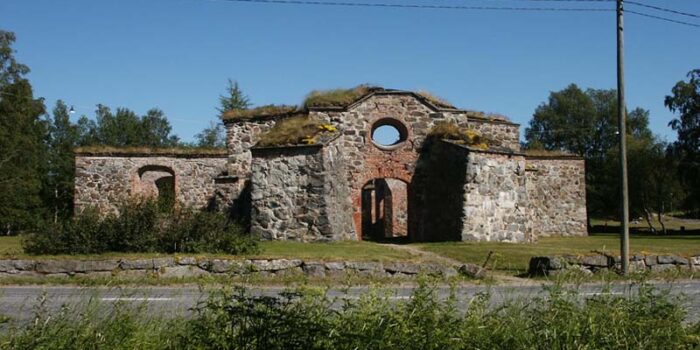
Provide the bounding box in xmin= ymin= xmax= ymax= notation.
xmin=74 ymin=86 xmax=587 ymax=243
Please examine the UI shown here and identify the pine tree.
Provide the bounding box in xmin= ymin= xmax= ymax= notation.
xmin=216 ymin=79 xmax=250 ymax=117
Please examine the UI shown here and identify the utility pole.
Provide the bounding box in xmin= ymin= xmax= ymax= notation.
xmin=617 ymin=0 xmax=630 ymax=274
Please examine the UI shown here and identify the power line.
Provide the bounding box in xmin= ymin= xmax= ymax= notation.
xmin=211 ymin=0 xmax=614 ymax=12
xmin=627 ymin=9 xmax=700 ymax=28
xmin=626 ymin=0 xmax=700 ymax=20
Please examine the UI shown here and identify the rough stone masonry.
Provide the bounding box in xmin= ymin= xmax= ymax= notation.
xmin=74 ymin=87 xmax=587 ymax=243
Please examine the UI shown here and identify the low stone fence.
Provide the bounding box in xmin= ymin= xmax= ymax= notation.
xmin=529 ymin=253 xmax=700 ymax=276
xmin=0 ymin=258 xmax=482 ymax=279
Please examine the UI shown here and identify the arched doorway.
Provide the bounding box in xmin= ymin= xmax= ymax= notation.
xmin=361 ymin=178 xmax=409 ymax=241
xmin=137 ymin=165 xmax=176 ymax=211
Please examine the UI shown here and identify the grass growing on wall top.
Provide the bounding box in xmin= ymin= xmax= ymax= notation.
xmin=303 ymin=85 xmax=378 ymax=108
xmin=220 ymin=105 xmax=299 ymax=121
xmin=256 ymin=116 xmax=337 ymax=147
xmin=428 ymin=122 xmax=492 ymax=149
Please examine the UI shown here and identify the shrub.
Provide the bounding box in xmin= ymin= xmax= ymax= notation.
xmin=159 ymin=210 xmax=259 ymax=255
xmin=22 ymin=200 xmax=258 ymax=255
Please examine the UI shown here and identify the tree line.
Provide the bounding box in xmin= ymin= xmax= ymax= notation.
xmin=1 ymin=28 xmax=698 ymax=234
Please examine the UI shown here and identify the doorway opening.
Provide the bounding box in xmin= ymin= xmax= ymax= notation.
xmin=361 ymin=178 xmax=409 ymax=241
xmin=137 ymin=165 xmax=176 ymax=211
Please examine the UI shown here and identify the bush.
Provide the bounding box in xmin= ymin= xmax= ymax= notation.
xmin=22 ymin=200 xmax=258 ymax=255
xmin=159 ymin=210 xmax=259 ymax=255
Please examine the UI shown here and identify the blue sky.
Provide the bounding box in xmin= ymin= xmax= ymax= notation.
xmin=2 ymin=0 xmax=699 ymax=143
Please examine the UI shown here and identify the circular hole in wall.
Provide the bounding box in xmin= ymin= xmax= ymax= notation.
xmin=371 ymin=118 xmax=408 ymax=149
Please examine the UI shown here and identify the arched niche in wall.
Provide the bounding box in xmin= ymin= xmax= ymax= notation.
xmin=136 ymin=165 xmax=176 ymax=210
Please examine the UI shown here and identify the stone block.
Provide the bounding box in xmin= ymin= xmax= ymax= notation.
xmin=458 ymin=263 xmax=486 ymax=279
xmin=176 ymin=257 xmax=198 ymax=265
xmin=81 ymin=260 xmax=119 ymax=272
xmin=323 ymin=261 xmax=350 ymax=274
xmin=252 ymin=259 xmax=303 ymax=272
xmin=36 ymin=260 xmax=83 ymax=274
xmin=384 ymin=262 xmax=420 ymax=275
xmin=119 ymin=259 xmax=155 ymax=270
xmin=578 ymin=254 xmax=612 ymax=267
xmin=345 ymin=261 xmax=383 ymax=272
xmin=302 ymin=263 xmax=326 ymax=277
xmin=657 ymin=255 xmax=688 ymax=265
xmin=160 ymin=265 xmax=209 ymax=278
xmin=644 ymin=256 xmax=658 ymax=266
xmin=0 ymin=259 xmax=36 ymax=273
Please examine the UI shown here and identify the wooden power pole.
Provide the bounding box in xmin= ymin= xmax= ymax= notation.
xmin=617 ymin=0 xmax=630 ymax=274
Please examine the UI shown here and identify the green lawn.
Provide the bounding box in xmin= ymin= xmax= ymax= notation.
xmin=416 ymin=233 xmax=700 ymax=274
xmin=3 ymin=234 xmax=700 ymax=276
xmin=0 ymin=236 xmax=418 ymax=262
xmin=590 ymin=216 xmax=700 ymax=231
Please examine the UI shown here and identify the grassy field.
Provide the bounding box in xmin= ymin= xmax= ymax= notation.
xmin=0 ymin=236 xmax=418 ymax=262
xmin=418 ymin=233 xmax=700 ymax=274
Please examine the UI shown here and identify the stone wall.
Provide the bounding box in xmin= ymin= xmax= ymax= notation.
xmin=466 ymin=119 xmax=520 ymax=151
xmin=462 ymin=148 xmax=531 ymax=242
xmin=526 ymin=157 xmax=587 ymax=237
xmin=225 ymin=119 xmax=277 ymax=176
xmin=74 ymin=154 xmax=232 ymax=214
xmin=530 ymin=253 xmax=700 ymax=276
xmin=0 ymin=257 xmax=462 ymax=279
xmin=250 ymin=143 xmax=355 ymax=241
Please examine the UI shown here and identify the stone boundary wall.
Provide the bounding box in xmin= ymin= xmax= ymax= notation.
xmin=74 ymin=155 xmax=231 ymax=214
xmin=529 ymin=253 xmax=700 ymax=276
xmin=0 ymin=258 xmax=467 ymax=279
xmin=525 ymin=157 xmax=587 ymax=237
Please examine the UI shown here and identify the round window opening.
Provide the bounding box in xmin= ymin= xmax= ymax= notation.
xmin=371 ymin=119 xmax=408 ymax=149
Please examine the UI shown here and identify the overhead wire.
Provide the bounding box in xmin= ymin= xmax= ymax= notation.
xmin=209 ymin=0 xmax=614 ymax=12
xmin=625 ymin=0 xmax=700 ymax=20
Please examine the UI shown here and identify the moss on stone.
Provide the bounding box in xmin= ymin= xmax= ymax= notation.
xmin=221 ymin=105 xmax=299 ymax=121
xmin=428 ymin=122 xmax=491 ymax=150
xmin=256 ymin=116 xmax=338 ymax=147
xmin=303 ymin=85 xmax=380 ymax=109
xmin=415 ymin=91 xmax=455 ymax=109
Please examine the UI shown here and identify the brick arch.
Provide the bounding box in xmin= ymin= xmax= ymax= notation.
xmin=352 ymin=173 xmax=412 ymax=240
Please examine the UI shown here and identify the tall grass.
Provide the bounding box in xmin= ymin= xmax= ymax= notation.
xmin=1 ymin=283 xmax=699 ymax=349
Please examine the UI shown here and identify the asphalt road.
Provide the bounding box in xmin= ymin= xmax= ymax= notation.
xmin=1 ymin=281 xmax=699 ymax=324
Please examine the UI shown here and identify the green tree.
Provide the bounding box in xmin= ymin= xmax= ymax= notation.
xmin=665 ymin=69 xmax=700 ymax=217
xmin=525 ymin=84 xmax=655 ymax=220
xmin=217 ymin=79 xmax=251 ymax=117
xmin=43 ymin=100 xmax=80 ymax=221
xmin=0 ymin=30 xmax=47 ymax=233
xmin=0 ymin=79 xmax=47 ymax=234
xmin=194 ymin=121 xmax=226 ymax=148
xmin=0 ymin=30 xmax=29 ymax=87
xmin=77 ymin=105 xmax=179 ymax=147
